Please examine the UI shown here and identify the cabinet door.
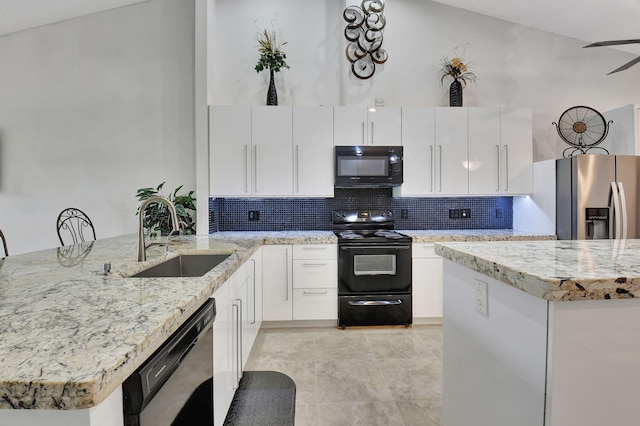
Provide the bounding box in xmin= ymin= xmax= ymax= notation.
xmin=468 ymin=108 xmax=501 ymax=195
xmin=435 ymin=108 xmax=469 ymax=195
xmin=368 ymin=106 xmax=401 ymax=145
xmin=401 ymin=107 xmax=436 ymax=196
xmin=293 ymin=106 xmax=334 ymax=196
xmin=412 ymin=244 xmax=443 ymax=318
xmin=262 ymin=245 xmax=293 ymax=321
xmin=212 ymin=283 xmax=234 ymax=426
xmin=245 ymin=250 xmax=262 ymax=354
xmin=251 ymin=106 xmax=293 ymax=196
xmin=501 ymin=108 xmax=533 ymax=194
xmin=209 ymin=106 xmax=252 ymax=196
xmin=334 ymin=106 xmax=367 ymax=146
xmin=292 ymin=288 xmax=338 ymax=320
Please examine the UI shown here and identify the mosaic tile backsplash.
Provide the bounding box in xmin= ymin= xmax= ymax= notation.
xmin=209 ymin=189 xmax=512 ymax=233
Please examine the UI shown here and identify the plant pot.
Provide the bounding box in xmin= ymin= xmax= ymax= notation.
xmin=449 ymin=79 xmax=463 ymax=107
xmin=267 ymin=69 xmax=278 ymax=106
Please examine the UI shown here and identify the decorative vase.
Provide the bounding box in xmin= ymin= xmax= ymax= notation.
xmin=267 ymin=69 xmax=278 ymax=106
xmin=449 ymin=79 xmax=463 ymax=107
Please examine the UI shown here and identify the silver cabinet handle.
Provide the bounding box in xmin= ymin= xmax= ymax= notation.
xmin=504 ymin=144 xmax=509 ymax=191
xmin=244 ymin=144 xmax=250 ymax=193
xmin=371 ymin=122 xmax=374 ymax=144
xmin=348 ymin=299 xmax=402 ymax=306
xmin=429 ymin=145 xmax=434 ymax=192
xmin=496 ymin=145 xmax=500 ymax=192
xmin=361 ymin=122 xmax=365 ymax=144
xmin=253 ymin=144 xmax=259 ymax=193
xmin=438 ymin=145 xmax=443 ymax=192
xmin=285 ymin=247 xmax=290 ymax=301
xmin=302 ymin=246 xmax=327 ymax=250
xmin=294 ymin=145 xmax=300 ymax=193
xmin=249 ymin=259 xmax=256 ymax=325
xmin=232 ymin=302 xmax=239 ymax=389
xmin=302 ymin=262 xmax=328 ymax=267
xmin=237 ymin=298 xmax=243 ymax=379
xmin=303 ymin=291 xmax=328 ymax=295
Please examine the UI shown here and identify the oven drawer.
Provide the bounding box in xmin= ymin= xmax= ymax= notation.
xmin=293 ymin=259 xmax=337 ymax=289
xmin=293 ymin=288 xmax=338 ymax=320
xmin=293 ymin=244 xmax=337 ymax=260
xmin=338 ymin=294 xmax=412 ymax=328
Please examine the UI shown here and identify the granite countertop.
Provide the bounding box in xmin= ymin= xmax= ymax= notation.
xmin=435 ymin=239 xmax=640 ymax=302
xmin=0 ymin=228 xmax=553 ymax=411
xmin=401 ymin=229 xmax=556 ymax=242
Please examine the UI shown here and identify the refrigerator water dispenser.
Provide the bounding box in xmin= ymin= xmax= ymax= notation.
xmin=585 ymin=208 xmax=609 ymax=239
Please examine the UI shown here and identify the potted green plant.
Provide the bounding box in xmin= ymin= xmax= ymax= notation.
xmin=255 ymin=28 xmax=290 ymax=105
xmin=136 ymin=182 xmax=196 ymax=237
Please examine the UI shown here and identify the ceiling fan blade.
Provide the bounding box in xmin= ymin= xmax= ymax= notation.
xmin=584 ymin=39 xmax=640 ymax=48
xmin=607 ymin=55 xmax=640 ymax=75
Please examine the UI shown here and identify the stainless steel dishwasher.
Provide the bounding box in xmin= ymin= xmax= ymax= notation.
xmin=123 ymin=298 xmax=215 ymax=426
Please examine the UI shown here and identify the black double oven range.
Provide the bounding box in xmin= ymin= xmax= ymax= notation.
xmin=333 ymin=210 xmax=412 ymax=329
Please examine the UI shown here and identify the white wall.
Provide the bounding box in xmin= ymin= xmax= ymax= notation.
xmin=0 ymin=0 xmax=196 ymax=254
xmin=211 ymin=0 xmax=639 ymax=161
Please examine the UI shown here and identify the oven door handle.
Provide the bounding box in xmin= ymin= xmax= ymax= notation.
xmin=339 ymin=245 xmax=411 ymax=250
xmin=348 ymin=299 xmax=403 ymax=306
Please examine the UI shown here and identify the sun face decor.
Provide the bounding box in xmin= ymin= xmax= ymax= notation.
xmin=343 ymin=0 xmax=388 ymax=80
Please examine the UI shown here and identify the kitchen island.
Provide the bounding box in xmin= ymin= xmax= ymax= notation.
xmin=0 ymin=229 xmax=552 ymax=425
xmin=435 ymin=239 xmax=640 ymax=426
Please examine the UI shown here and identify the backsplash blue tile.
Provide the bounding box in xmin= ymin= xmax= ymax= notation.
xmin=209 ymin=189 xmax=512 ymax=233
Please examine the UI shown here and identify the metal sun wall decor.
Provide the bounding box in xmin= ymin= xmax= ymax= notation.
xmin=343 ymin=0 xmax=388 ymax=80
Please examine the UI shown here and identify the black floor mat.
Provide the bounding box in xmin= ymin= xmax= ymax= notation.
xmin=223 ymin=371 xmax=296 ymax=426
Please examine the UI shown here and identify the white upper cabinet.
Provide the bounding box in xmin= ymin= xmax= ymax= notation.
xmin=292 ymin=106 xmax=334 ymax=196
xmin=500 ymin=108 xmax=533 ymax=194
xmin=401 ymin=107 xmax=437 ymax=196
xmin=468 ymin=108 xmax=502 ymax=194
xmin=434 ymin=107 xmax=469 ymax=195
xmin=251 ymin=106 xmax=293 ymax=196
xmin=333 ymin=106 xmax=401 ymax=146
xmin=209 ymin=106 xmax=293 ymax=197
xmin=468 ymin=107 xmax=532 ymax=195
xmin=209 ymin=106 xmax=252 ymax=196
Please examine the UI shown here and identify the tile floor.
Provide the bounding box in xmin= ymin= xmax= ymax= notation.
xmin=244 ymin=324 xmax=442 ymax=426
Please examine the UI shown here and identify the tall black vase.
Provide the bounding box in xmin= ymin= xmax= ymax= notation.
xmin=267 ymin=69 xmax=278 ymax=106
xmin=449 ymin=79 xmax=463 ymax=107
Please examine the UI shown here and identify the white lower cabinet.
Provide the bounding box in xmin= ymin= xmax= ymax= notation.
xmin=262 ymin=245 xmax=293 ymax=321
xmin=412 ymin=243 xmax=443 ymax=319
xmin=212 ymin=250 xmax=263 ymax=426
xmin=292 ymin=244 xmax=337 ymax=320
xmin=262 ymin=244 xmax=338 ymax=322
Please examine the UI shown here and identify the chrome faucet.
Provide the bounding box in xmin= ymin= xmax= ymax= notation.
xmin=137 ymin=196 xmax=180 ymax=262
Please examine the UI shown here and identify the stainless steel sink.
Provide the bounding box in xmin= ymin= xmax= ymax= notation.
xmin=130 ymin=254 xmax=231 ymax=278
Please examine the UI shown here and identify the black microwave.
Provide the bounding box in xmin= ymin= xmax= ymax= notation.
xmin=334 ymin=145 xmax=403 ymax=188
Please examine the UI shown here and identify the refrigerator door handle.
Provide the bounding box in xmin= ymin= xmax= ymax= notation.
xmin=610 ymin=182 xmax=622 ymax=239
xmin=617 ymin=182 xmax=628 ymax=239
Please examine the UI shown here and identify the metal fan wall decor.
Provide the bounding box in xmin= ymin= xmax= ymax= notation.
xmin=553 ymin=106 xmax=612 ymax=158
xmin=343 ymin=0 xmax=388 ymax=80
xmin=584 ymin=39 xmax=640 ymax=75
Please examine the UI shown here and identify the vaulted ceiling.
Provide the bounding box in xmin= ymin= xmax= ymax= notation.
xmin=431 ymin=0 xmax=640 ymax=55
xmin=0 ymin=0 xmax=146 ymax=37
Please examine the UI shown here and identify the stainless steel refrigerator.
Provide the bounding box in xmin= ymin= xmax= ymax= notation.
xmin=556 ymin=155 xmax=640 ymax=240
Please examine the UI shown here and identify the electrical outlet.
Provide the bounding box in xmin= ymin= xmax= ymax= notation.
xmin=495 ymin=208 xmax=503 ymax=218
xmin=461 ymin=208 xmax=471 ymax=218
xmin=449 ymin=209 xmax=460 ymax=219
xmin=476 ymin=279 xmax=488 ymax=316
xmin=248 ymin=210 xmax=260 ymax=221
xmin=401 ymin=209 xmax=409 ymax=219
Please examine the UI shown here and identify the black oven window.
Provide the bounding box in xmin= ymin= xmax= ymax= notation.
xmin=354 ymin=254 xmax=396 ymax=275
xmin=337 ymin=156 xmax=389 ymax=176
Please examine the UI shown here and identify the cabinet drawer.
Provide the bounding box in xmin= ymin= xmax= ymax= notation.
xmin=292 ymin=244 xmax=337 ymax=260
xmin=412 ymin=243 xmax=439 ymax=258
xmin=292 ymin=259 xmax=337 ymax=289
xmin=293 ymin=288 xmax=338 ymax=320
